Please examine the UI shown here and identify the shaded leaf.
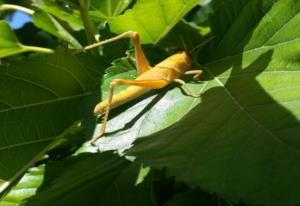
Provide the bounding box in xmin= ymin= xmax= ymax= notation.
xmin=125 ymin=0 xmax=300 ymax=205
xmin=109 ymin=0 xmax=202 ymax=44
xmin=32 ymin=10 xmax=81 ymax=48
xmin=32 ymin=0 xmax=83 ymax=31
xmin=0 ymin=49 xmax=100 ymax=192
xmin=25 ymin=152 xmax=156 ymax=206
xmin=162 ymin=189 xmax=216 ymax=206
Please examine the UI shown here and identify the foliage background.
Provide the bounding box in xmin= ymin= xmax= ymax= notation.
xmin=0 ymin=0 xmax=300 ymax=206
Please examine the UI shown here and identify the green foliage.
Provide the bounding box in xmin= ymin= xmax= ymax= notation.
xmin=25 ymin=153 xmax=155 ymax=206
xmin=109 ymin=0 xmax=202 ymax=44
xmin=0 ymin=49 xmax=99 ymax=187
xmin=0 ymin=21 xmax=54 ymax=57
xmin=0 ymin=0 xmax=300 ymax=206
xmin=32 ymin=0 xmax=84 ymax=31
xmin=32 ymin=10 xmax=81 ymax=48
xmin=0 ymin=165 xmax=44 ymax=206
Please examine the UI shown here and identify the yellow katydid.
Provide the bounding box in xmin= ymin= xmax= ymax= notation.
xmin=81 ymin=31 xmax=203 ymax=145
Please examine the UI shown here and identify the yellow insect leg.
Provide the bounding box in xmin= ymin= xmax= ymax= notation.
xmin=91 ymin=79 xmax=169 ymax=145
xmin=174 ymin=79 xmax=202 ymax=98
xmin=184 ymin=70 xmax=203 ymax=80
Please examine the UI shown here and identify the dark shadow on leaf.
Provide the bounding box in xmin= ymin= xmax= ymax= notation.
xmin=129 ymin=35 xmax=300 ymax=206
xmin=103 ymin=89 xmax=169 ymax=136
xmin=25 ymin=152 xmax=156 ymax=206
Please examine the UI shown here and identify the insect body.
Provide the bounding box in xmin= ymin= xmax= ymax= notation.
xmin=81 ymin=31 xmax=202 ymax=145
xmin=94 ymin=51 xmax=192 ymax=114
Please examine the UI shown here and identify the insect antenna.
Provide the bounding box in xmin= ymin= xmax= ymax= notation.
xmin=180 ymin=35 xmax=188 ymax=52
xmin=189 ymin=36 xmax=215 ymax=54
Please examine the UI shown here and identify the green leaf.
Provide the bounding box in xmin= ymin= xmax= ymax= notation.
xmin=93 ymin=57 xmax=203 ymax=153
xmin=91 ymin=0 xmax=132 ymax=18
xmin=32 ymin=10 xmax=82 ymax=49
xmin=162 ymin=189 xmax=216 ymax=206
xmin=0 ymin=21 xmax=54 ymax=58
xmin=0 ymin=165 xmax=44 ymax=206
xmin=32 ymin=0 xmax=84 ymax=31
xmin=0 ymin=49 xmax=100 ymax=193
xmin=24 ymin=153 xmax=156 ymax=206
xmin=109 ymin=0 xmax=202 ymax=44
xmin=128 ymin=0 xmax=300 ymax=205
xmin=88 ymin=0 xmax=300 ymax=206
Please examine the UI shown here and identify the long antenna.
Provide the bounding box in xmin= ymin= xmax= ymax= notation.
xmin=180 ymin=35 xmax=188 ymax=52
xmin=190 ymin=36 xmax=215 ymax=54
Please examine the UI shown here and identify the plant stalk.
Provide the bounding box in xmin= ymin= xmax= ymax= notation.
xmin=22 ymin=45 xmax=55 ymax=54
xmin=0 ymin=4 xmax=34 ymax=15
xmin=79 ymin=0 xmax=96 ymax=46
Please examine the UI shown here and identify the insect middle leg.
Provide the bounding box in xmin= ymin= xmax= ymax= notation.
xmin=91 ymin=79 xmax=168 ymax=145
xmin=82 ymin=31 xmax=150 ymax=75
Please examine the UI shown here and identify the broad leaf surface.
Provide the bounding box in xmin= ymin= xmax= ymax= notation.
xmin=95 ymin=0 xmax=300 ymax=205
xmin=0 ymin=50 xmax=99 ymax=187
xmin=24 ymin=152 xmax=156 ymax=206
xmin=130 ymin=0 xmax=300 ymax=205
xmin=93 ymin=57 xmax=203 ymax=153
xmin=32 ymin=10 xmax=81 ymax=49
xmin=109 ymin=0 xmax=202 ymax=44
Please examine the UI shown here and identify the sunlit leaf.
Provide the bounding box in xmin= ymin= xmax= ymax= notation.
xmin=0 ymin=165 xmax=44 ymax=206
xmin=91 ymin=0 xmax=132 ymax=18
xmin=109 ymin=0 xmax=202 ymax=44
xmin=129 ymin=0 xmax=300 ymax=205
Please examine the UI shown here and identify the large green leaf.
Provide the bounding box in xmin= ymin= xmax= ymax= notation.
xmin=0 ymin=21 xmax=54 ymax=58
xmin=23 ymin=152 xmax=156 ymax=206
xmin=128 ymin=0 xmax=300 ymax=205
xmin=0 ymin=50 xmax=100 ymax=193
xmin=109 ymin=0 xmax=201 ymax=44
xmin=87 ymin=0 xmax=300 ymax=205
xmin=92 ymin=57 xmax=203 ymax=153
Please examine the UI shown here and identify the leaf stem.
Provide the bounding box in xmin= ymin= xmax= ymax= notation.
xmin=22 ymin=45 xmax=55 ymax=54
xmin=79 ymin=0 xmax=96 ymax=46
xmin=0 ymin=4 xmax=34 ymax=15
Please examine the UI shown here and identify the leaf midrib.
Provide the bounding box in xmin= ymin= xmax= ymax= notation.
xmin=205 ymin=69 xmax=300 ymax=154
xmin=0 ymin=92 xmax=94 ymax=113
xmin=0 ymin=137 xmax=53 ymax=152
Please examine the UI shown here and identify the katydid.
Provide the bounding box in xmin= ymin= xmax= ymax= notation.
xmin=81 ymin=31 xmax=203 ymax=145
